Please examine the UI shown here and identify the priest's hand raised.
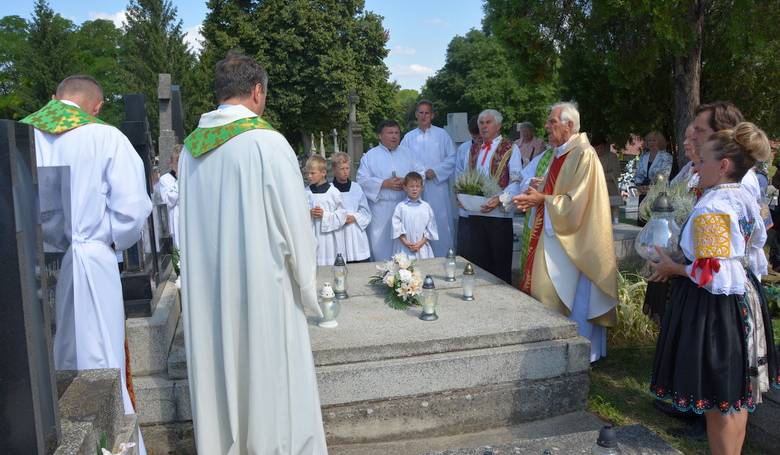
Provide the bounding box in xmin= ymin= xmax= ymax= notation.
xmin=382 ymin=176 xmax=404 ymax=191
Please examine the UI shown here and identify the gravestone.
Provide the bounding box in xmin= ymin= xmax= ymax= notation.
xmin=120 ymin=94 xmax=163 ymax=317
xmin=170 ymin=85 xmax=186 ymax=144
xmin=157 ymin=74 xmax=176 ymax=175
xmin=346 ymin=91 xmax=363 ymax=177
xmin=445 ymin=112 xmax=470 ymax=145
xmin=0 ymin=120 xmax=59 ymax=454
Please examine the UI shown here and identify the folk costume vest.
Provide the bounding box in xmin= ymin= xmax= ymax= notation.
xmin=468 ymin=138 xmax=514 ymax=188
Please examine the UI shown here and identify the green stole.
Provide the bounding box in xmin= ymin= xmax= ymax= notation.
xmin=517 ymin=148 xmax=555 ymax=279
xmin=20 ymin=99 xmax=106 ymax=134
xmin=184 ymin=116 xmax=275 ymax=158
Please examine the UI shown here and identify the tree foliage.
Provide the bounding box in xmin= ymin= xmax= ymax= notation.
xmin=422 ymin=29 xmax=557 ymax=135
xmin=483 ymin=0 xmax=780 ymax=155
xmin=192 ymin=0 xmax=397 ymax=148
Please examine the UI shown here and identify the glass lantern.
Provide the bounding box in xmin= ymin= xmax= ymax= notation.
xmin=419 ymin=275 xmax=438 ymax=321
xmin=444 ymin=248 xmax=457 ymax=282
xmin=318 ymin=282 xmax=340 ymax=328
xmin=634 ymin=192 xmax=682 ymax=263
xmin=333 ymin=253 xmax=348 ymax=299
xmin=462 ymin=263 xmax=475 ymax=301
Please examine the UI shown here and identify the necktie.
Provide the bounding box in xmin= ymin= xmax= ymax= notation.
xmin=480 ymin=140 xmax=493 ymax=166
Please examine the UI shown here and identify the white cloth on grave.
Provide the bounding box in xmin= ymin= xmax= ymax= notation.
xmin=33 ymin=99 xmax=152 ymax=454
xmin=356 ymin=143 xmax=424 ymax=261
xmin=158 ymin=171 xmax=179 ymax=248
xmin=306 ymin=183 xmax=347 ymax=265
xmin=334 ymin=181 xmax=372 ymax=262
xmin=180 ymin=103 xmax=327 ymax=455
xmin=401 ymin=125 xmax=457 ymax=255
xmin=392 ymin=198 xmax=438 ymax=259
xmin=541 ymin=139 xmax=610 ymax=362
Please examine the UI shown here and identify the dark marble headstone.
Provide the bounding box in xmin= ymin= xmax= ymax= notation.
xmin=0 ymin=120 xmax=59 ymax=454
xmin=120 ymin=94 xmax=165 ymax=317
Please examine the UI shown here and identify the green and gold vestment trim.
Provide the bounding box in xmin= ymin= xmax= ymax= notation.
xmin=20 ymin=99 xmax=106 ymax=134
xmin=184 ymin=116 xmax=275 ymax=158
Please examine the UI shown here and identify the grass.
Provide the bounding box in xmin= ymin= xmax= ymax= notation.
xmin=588 ymin=342 xmax=773 ymax=454
xmin=587 ymin=272 xmax=778 ymax=453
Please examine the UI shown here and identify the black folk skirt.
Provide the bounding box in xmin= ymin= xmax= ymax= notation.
xmin=650 ymin=277 xmax=755 ymax=414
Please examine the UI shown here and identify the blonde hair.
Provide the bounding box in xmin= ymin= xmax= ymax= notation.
xmin=331 ymin=152 xmax=350 ymax=166
xmin=709 ymin=122 xmax=771 ymax=180
xmin=305 ymin=155 xmax=327 ymax=172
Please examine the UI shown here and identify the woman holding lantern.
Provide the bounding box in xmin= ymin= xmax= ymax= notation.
xmin=647 ymin=122 xmax=779 ymax=455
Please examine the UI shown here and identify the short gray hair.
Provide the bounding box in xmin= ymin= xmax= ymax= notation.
xmin=551 ymin=102 xmax=580 ymax=133
xmin=478 ymin=109 xmax=503 ymax=125
xmin=517 ymin=121 xmax=534 ymax=131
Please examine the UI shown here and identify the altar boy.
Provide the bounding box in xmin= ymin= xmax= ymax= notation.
xmin=331 ymin=152 xmax=372 ymax=262
xmin=392 ymin=171 xmax=438 ymax=259
xmin=305 ymin=155 xmax=346 ymax=265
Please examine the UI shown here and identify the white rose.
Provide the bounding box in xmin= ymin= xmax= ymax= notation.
xmin=394 ymin=253 xmax=411 ymax=269
xmin=383 ymin=274 xmax=396 ymax=287
xmin=398 ymin=269 xmax=413 ymax=284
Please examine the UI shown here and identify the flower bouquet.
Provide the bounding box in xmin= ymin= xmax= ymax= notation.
xmin=369 ymin=252 xmax=424 ymax=310
xmin=454 ymin=168 xmax=503 ymax=215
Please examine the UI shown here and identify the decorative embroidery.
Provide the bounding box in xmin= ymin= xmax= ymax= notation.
xmin=20 ymin=99 xmax=107 ymax=134
xmin=185 ymin=116 xmax=275 ymax=158
xmin=649 ymin=383 xmax=755 ymax=415
xmin=693 ymin=213 xmax=731 ymax=258
xmin=738 ymin=216 xmax=755 ymax=243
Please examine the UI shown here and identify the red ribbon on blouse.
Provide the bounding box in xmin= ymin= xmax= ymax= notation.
xmin=480 ymin=139 xmax=493 ymax=166
xmin=691 ymin=258 xmax=721 ymax=287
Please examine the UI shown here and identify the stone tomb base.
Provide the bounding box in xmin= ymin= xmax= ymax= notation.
xmin=313 ymin=257 xmax=589 ymax=444
xmin=140 ymin=258 xmax=590 ymax=451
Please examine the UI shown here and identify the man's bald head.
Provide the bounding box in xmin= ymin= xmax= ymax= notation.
xmin=55 ymin=75 xmax=104 ymax=116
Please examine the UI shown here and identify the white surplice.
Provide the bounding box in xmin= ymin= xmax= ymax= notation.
xmin=33 ymin=99 xmax=152 ymax=454
xmin=401 ymin=126 xmax=457 ymax=256
xmin=306 ymin=183 xmax=347 ymax=265
xmin=334 ymin=181 xmax=372 ymax=262
xmin=179 ymin=104 xmax=327 ymax=455
xmin=356 ymin=143 xmax=424 ymax=261
xmin=392 ymin=198 xmax=438 ymax=259
xmin=158 ymin=171 xmax=179 ymax=248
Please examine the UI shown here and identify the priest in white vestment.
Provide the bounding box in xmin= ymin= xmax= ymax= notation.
xmin=22 ymin=75 xmax=152 ymax=454
xmin=179 ymin=53 xmax=327 ymax=455
xmin=514 ymin=102 xmax=618 ymax=362
xmin=357 ymin=120 xmax=424 ymax=261
xmin=400 ymin=100 xmax=457 ymax=256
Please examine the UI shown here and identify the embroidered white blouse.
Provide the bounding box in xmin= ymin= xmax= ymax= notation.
xmin=680 ymin=184 xmax=767 ymax=295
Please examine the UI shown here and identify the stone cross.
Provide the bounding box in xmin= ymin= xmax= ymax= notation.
xmin=310 ymin=132 xmax=317 ymax=155
xmin=320 ymin=131 xmax=326 ymax=158
xmin=157 ymin=74 xmax=177 ymax=175
xmin=0 ymin=120 xmax=60 ymax=454
xmin=332 ymin=129 xmax=339 ymax=153
xmin=346 ymin=91 xmax=364 ymax=177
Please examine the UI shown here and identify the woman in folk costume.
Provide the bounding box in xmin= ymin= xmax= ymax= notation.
xmin=649 ymin=122 xmax=779 ymax=455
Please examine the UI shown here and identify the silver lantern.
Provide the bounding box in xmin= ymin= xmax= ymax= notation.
xmin=318 ymin=282 xmax=340 ymax=328
xmin=634 ymin=192 xmax=682 ymax=262
xmin=419 ymin=275 xmax=439 ymax=321
xmin=462 ymin=263 xmax=475 ymax=301
xmin=444 ymin=248 xmax=457 ymax=282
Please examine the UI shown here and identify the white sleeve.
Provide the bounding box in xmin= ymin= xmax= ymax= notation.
xmin=158 ymin=175 xmax=179 ymax=208
xmin=429 ymin=131 xmax=457 ymax=182
xmin=320 ymin=190 xmax=347 ymax=232
xmin=424 ymin=203 xmax=439 ymax=241
xmin=503 ymin=145 xmax=525 ymax=197
xmin=391 ymin=204 xmax=405 ymax=239
xmin=353 ymin=185 xmax=372 ymax=230
xmin=106 ymin=133 xmax=153 ymax=250
xmin=356 ymin=154 xmax=382 ymax=202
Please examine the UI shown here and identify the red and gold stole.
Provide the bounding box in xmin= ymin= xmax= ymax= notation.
xmin=519 ymin=152 xmax=569 ymax=294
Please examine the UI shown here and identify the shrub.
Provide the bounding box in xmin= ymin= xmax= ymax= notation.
xmin=609 ymin=271 xmax=658 ymax=347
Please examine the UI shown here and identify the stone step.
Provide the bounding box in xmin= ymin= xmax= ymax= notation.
xmin=127 ymin=277 xmax=180 ymax=377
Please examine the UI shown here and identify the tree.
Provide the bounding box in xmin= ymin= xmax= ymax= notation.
xmin=421 ymin=29 xmax=557 ymax=136
xmin=192 ymin=0 xmax=396 ymax=149
xmin=484 ymin=0 xmax=780 ymax=162
xmin=72 ymin=20 xmax=126 ymax=125
xmin=22 ymin=0 xmax=78 ymax=112
xmin=121 ymin=0 xmax=197 ymax=137
xmin=0 ymin=15 xmax=29 ymax=119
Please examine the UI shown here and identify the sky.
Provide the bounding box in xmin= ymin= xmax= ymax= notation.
xmin=0 ymin=0 xmax=485 ymax=91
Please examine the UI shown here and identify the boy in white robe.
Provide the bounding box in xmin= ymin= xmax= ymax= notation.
xmin=392 ymin=172 xmax=438 ymax=259
xmin=331 ymin=152 xmax=372 ymax=262
xmin=305 ymin=155 xmax=347 ymax=265
xmin=158 ymin=146 xmax=181 ymax=248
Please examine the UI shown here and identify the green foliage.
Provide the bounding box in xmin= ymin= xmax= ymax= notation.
xmin=192 ymin=0 xmax=396 ymax=149
xmin=95 ymin=432 xmax=108 ymax=455
xmin=422 ymin=29 xmax=557 ymax=135
xmin=452 ymin=167 xmax=501 ymax=197
xmin=0 ymin=15 xmax=29 ymax=119
xmin=610 ymin=271 xmax=658 ymax=348
xmin=121 ymin=0 xmax=197 ymax=136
